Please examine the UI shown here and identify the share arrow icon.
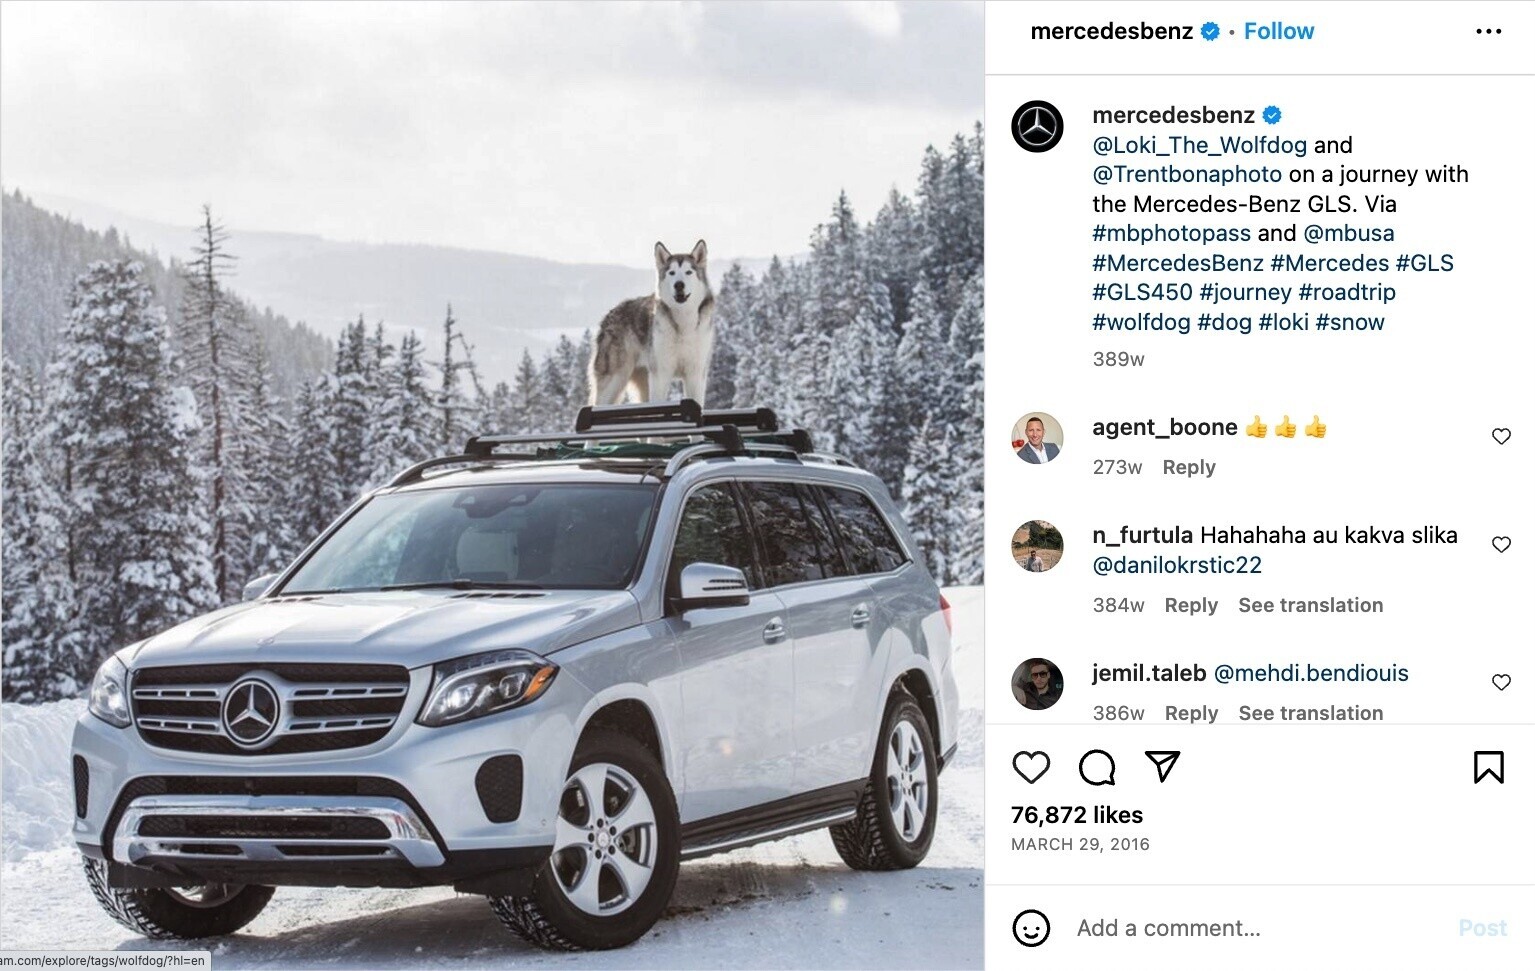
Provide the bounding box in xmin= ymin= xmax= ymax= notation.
xmin=1145 ymin=751 xmax=1181 ymax=782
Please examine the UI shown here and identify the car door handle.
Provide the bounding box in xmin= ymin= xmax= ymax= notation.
xmin=850 ymin=604 xmax=871 ymax=629
xmin=762 ymin=618 xmax=787 ymax=643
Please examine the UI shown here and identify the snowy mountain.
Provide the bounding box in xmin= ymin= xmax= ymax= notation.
xmin=1 ymin=191 xmax=329 ymax=401
xmin=17 ymin=191 xmax=782 ymax=385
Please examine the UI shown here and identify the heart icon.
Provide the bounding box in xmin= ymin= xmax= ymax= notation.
xmin=1492 ymin=674 xmax=1511 ymax=691
xmin=1492 ymin=428 xmax=1511 ymax=445
xmin=1492 ymin=536 xmax=1512 ymax=553
xmin=1012 ymin=751 xmax=1050 ymax=784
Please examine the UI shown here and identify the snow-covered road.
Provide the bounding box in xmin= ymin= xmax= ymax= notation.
xmin=2 ymin=588 xmax=983 ymax=968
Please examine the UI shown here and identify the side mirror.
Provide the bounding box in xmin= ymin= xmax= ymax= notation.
xmin=242 ymin=573 xmax=280 ymax=602
xmin=675 ymin=563 xmax=750 ymax=609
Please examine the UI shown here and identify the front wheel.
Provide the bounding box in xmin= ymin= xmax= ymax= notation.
xmin=831 ymin=691 xmax=938 ymax=870
xmin=489 ymin=731 xmax=680 ymax=950
xmin=82 ymin=856 xmax=273 ymax=939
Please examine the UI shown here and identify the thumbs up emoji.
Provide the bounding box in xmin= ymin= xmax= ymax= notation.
xmin=1246 ymin=414 xmax=1267 ymax=439
xmin=1276 ymin=415 xmax=1296 ymax=438
xmin=1305 ymin=415 xmax=1327 ymax=439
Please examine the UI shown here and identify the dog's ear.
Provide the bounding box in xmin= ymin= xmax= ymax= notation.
xmin=690 ymin=239 xmax=707 ymax=266
xmin=654 ymin=241 xmax=672 ymax=272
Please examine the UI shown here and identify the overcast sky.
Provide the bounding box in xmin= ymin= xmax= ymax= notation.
xmin=0 ymin=1 xmax=980 ymax=266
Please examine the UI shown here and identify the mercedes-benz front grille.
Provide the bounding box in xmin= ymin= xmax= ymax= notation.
xmin=131 ymin=663 xmax=411 ymax=755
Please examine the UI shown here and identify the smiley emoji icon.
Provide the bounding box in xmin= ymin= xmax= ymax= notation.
xmin=1012 ymin=909 xmax=1051 ymax=947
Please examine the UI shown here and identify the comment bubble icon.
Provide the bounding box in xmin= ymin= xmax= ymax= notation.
xmin=1079 ymin=749 xmax=1117 ymax=786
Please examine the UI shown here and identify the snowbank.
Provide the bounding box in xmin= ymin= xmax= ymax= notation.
xmin=1 ymin=698 xmax=86 ymax=862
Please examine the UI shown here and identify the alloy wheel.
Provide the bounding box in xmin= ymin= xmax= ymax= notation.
xmin=551 ymin=762 xmax=658 ymax=916
xmin=884 ymin=719 xmax=929 ymax=842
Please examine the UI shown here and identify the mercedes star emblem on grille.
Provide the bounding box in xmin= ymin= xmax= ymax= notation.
xmin=223 ymin=679 xmax=280 ymax=746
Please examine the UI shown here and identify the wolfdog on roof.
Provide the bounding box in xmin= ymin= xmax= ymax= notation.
xmin=589 ymin=240 xmax=715 ymax=405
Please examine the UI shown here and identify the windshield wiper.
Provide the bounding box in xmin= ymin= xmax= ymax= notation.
xmin=377 ymin=580 xmax=546 ymax=592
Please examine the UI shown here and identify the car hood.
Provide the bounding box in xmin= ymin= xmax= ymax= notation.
xmin=125 ymin=590 xmax=641 ymax=671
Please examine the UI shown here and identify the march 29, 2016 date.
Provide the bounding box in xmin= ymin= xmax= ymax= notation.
xmin=1011 ymin=834 xmax=1153 ymax=853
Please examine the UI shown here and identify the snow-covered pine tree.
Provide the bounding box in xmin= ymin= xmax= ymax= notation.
xmin=285 ymin=377 xmax=345 ymax=554
xmin=943 ymin=274 xmax=985 ymax=584
xmin=363 ymin=320 xmax=396 ymax=467
xmin=511 ymin=348 xmax=541 ymax=432
xmin=366 ymin=328 xmax=438 ymax=484
xmin=244 ymin=336 xmax=298 ymax=578
xmin=328 ymin=316 xmax=373 ymax=499
xmin=47 ymin=260 xmax=216 ymax=682
xmin=826 ymin=277 xmax=897 ymax=481
xmin=432 ymin=305 xmax=482 ymax=450
xmin=178 ymin=206 xmax=260 ymax=603
xmin=487 ymin=381 xmax=514 ymax=435
xmin=805 ymin=192 xmax=901 ymax=482
xmin=397 ymin=330 xmax=437 ymax=457
xmin=893 ymin=281 xmax=945 ymax=437
xmin=914 ymin=144 xmax=952 ymax=301
xmin=540 ymin=333 xmax=587 ymax=430
xmin=867 ymin=187 xmax=922 ymax=331
xmin=748 ymin=256 xmax=804 ymax=421
xmin=705 ymin=315 xmax=738 ymax=409
xmin=900 ymin=415 xmax=955 ymax=583
xmin=946 ymin=273 xmax=984 ymax=428
xmin=565 ymin=332 xmax=592 ymax=418
xmin=795 ymin=193 xmax=863 ymax=440
xmin=713 ymin=264 xmax=758 ymax=408
xmin=911 ymin=130 xmax=984 ymax=319
xmin=941 ymin=130 xmax=985 ymax=299
xmin=1 ymin=360 xmax=88 ymax=701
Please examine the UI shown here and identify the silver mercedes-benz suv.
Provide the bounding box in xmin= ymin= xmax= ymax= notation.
xmin=72 ymin=400 xmax=959 ymax=949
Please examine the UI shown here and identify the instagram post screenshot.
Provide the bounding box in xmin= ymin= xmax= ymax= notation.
xmin=0 ymin=2 xmax=1530 ymax=970
xmin=0 ymin=3 xmax=983 ymax=969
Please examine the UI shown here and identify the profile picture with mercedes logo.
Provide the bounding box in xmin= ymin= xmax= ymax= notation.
xmin=1011 ymin=99 xmax=1063 ymax=153
xmin=222 ymin=678 xmax=281 ymax=747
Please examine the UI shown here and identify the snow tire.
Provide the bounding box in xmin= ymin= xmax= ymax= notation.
xmin=831 ymin=691 xmax=937 ymax=871
xmin=488 ymin=731 xmax=680 ymax=950
xmin=82 ymin=855 xmax=274 ymax=939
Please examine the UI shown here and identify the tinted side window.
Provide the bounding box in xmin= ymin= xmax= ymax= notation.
xmin=819 ymin=486 xmax=909 ymax=575
xmin=670 ymin=484 xmax=760 ymax=590
xmin=740 ymin=481 xmax=839 ymax=587
xmin=798 ymin=485 xmax=849 ymax=578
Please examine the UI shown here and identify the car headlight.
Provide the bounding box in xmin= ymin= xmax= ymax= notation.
xmin=88 ymin=655 xmax=132 ymax=728
xmin=417 ymin=650 xmax=558 ymax=727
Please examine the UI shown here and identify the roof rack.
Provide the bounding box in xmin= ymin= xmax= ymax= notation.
xmin=572 ymin=400 xmax=779 ymax=435
xmin=386 ymin=399 xmax=815 ymax=487
xmin=661 ymin=440 xmax=812 ymax=478
xmin=802 ymin=451 xmax=858 ymax=468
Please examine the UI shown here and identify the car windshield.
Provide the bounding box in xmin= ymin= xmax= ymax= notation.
xmin=282 ymin=482 xmax=659 ymax=594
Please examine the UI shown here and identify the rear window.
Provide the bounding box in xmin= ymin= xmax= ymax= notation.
xmin=818 ymin=486 xmax=909 ymax=575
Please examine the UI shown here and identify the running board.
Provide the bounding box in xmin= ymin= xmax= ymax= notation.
xmin=681 ymin=808 xmax=855 ymax=860
xmin=679 ymin=781 xmax=864 ymax=861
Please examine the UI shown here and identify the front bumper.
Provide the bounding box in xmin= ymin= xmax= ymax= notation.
xmin=113 ymin=793 xmax=445 ymax=868
xmin=72 ymin=669 xmax=587 ymax=891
